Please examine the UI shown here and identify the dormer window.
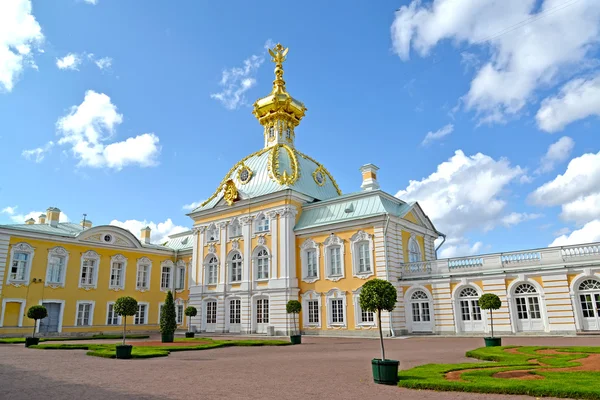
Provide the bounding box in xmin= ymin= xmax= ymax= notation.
xmin=229 ymin=220 xmax=242 ymax=238
xmin=255 ymin=215 xmax=269 ymax=232
xmin=207 ymin=226 xmax=219 ymax=242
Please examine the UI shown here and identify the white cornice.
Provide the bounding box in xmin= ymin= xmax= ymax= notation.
xmin=293 ymin=215 xmax=387 ymax=236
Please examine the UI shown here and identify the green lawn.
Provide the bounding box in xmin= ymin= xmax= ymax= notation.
xmin=0 ymin=334 xmax=150 ymax=344
xmin=398 ymin=346 xmax=600 ymax=400
xmin=30 ymin=337 xmax=291 ymax=359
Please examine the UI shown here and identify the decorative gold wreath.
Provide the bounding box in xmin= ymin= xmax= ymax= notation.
xmin=237 ymin=162 xmax=253 ymax=185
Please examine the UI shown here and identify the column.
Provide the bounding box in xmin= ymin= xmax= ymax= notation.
xmin=189 ymin=229 xmax=199 ymax=288
xmin=267 ymin=210 xmax=279 ymax=280
xmin=218 ymin=222 xmax=227 ymax=284
xmin=240 ymin=216 xmax=253 ymax=286
xmin=198 ymin=227 xmax=205 ymax=286
xmin=278 ymin=206 xmax=297 ymax=281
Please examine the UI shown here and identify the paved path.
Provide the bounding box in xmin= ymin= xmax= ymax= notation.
xmin=1 ymin=335 xmax=597 ymax=399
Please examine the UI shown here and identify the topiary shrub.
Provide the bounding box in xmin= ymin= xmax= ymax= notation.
xmin=27 ymin=305 xmax=47 ymax=338
xmin=360 ymin=279 xmax=397 ymax=361
xmin=114 ymin=296 xmax=138 ymax=345
xmin=160 ymin=291 xmax=177 ymax=342
xmin=184 ymin=306 xmax=197 ymax=333
xmin=286 ymin=300 xmax=302 ymax=335
xmin=479 ymin=293 xmax=502 ymax=338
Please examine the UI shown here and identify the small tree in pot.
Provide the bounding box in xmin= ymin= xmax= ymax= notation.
xmin=286 ymin=300 xmax=302 ymax=345
xmin=160 ymin=291 xmax=177 ymax=343
xmin=114 ymin=296 xmax=138 ymax=359
xmin=360 ymin=279 xmax=399 ymax=385
xmin=184 ymin=306 xmax=197 ymax=338
xmin=479 ymin=293 xmax=502 ymax=347
xmin=25 ymin=305 xmax=47 ymax=347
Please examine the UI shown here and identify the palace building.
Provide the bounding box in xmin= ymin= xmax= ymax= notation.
xmin=1 ymin=44 xmax=600 ymax=337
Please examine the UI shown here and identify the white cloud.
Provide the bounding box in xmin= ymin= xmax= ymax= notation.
xmin=55 ymin=90 xmax=161 ymax=169
xmin=397 ymin=149 xmax=525 ymax=256
xmin=94 ymin=57 xmax=112 ymax=70
xmin=0 ymin=0 xmax=44 ymax=91
xmin=1 ymin=206 xmax=17 ymax=215
xmin=211 ymin=41 xmax=273 ymax=110
xmin=22 ymin=141 xmax=54 ymax=163
xmin=391 ymin=0 xmax=600 ymax=124
xmin=110 ymin=218 xmax=187 ymax=244
xmin=536 ymin=136 xmax=575 ymax=174
xmin=1 ymin=208 xmax=69 ymax=224
xmin=56 ymin=53 xmax=81 ymax=70
xmin=529 ymin=150 xmax=600 ymax=223
xmin=421 ymin=123 xmax=454 ymax=146
xmin=182 ymin=201 xmax=201 ymax=211
xmin=549 ymin=219 xmax=600 ymax=246
xmin=438 ymin=237 xmax=483 ymax=259
xmin=501 ymin=212 xmax=542 ymax=227
xmin=553 ymin=227 xmax=571 ymax=237
xmin=536 ymin=74 xmax=600 ymax=132
xmin=83 ymin=0 xmax=98 ymax=4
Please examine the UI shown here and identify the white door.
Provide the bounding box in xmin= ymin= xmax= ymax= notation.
xmin=457 ymin=287 xmax=484 ymax=333
xmin=39 ymin=303 xmax=61 ymax=333
xmin=204 ymin=301 xmax=217 ymax=333
xmin=228 ymin=299 xmax=241 ymax=333
xmin=578 ymin=279 xmax=600 ymax=331
xmin=513 ymin=283 xmax=544 ymax=332
xmin=255 ymin=298 xmax=269 ymax=334
xmin=410 ymin=291 xmax=433 ymax=332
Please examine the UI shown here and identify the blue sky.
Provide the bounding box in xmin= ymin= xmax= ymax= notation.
xmin=1 ymin=0 xmax=600 ymax=257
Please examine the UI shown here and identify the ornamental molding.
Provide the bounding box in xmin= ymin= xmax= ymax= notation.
xmin=326 ymin=288 xmax=346 ymax=298
xmin=301 ymin=238 xmax=319 ymax=250
xmin=9 ymin=282 xmax=28 ymax=288
xmin=266 ymin=210 xmax=279 ymax=219
xmin=79 ymin=286 xmax=95 ymax=291
xmin=312 ymin=165 xmax=327 ymax=186
xmin=161 ymin=259 xmax=175 ymax=268
xmin=324 ymin=234 xmax=343 ymax=247
xmin=82 ymin=250 xmax=100 ymax=260
xmin=216 ymin=221 xmax=229 ymax=229
xmin=136 ymin=288 xmax=149 ymax=293
xmin=350 ymin=230 xmax=372 ymax=243
xmin=237 ymin=162 xmax=253 ymax=185
xmin=231 ymin=240 xmax=240 ymax=251
xmin=137 ymin=256 xmax=152 ymax=265
xmin=223 ymin=179 xmax=239 ymax=206
xmin=325 ymin=275 xmax=344 ymax=282
xmin=12 ymin=242 xmax=34 ymax=252
xmin=46 ymin=284 xmax=62 ymax=289
xmin=208 ymin=244 xmax=217 ymax=254
xmin=302 ymin=277 xmax=319 ymax=284
xmin=240 ymin=216 xmax=254 ymax=225
xmin=277 ymin=205 xmax=298 ymax=218
xmin=111 ymin=254 xmax=127 ymax=263
xmin=176 ymin=259 xmax=186 ymax=267
xmin=257 ymin=236 xmax=267 ymax=246
xmin=48 ymin=246 xmax=69 ymax=257
xmin=110 ymin=287 xmax=123 ymax=292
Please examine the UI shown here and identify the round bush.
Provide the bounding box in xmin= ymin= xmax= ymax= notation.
xmin=114 ymin=296 xmax=138 ymax=316
xmin=359 ymin=279 xmax=397 ymax=313
xmin=479 ymin=293 xmax=501 ymax=310
xmin=185 ymin=306 xmax=197 ymax=317
xmin=27 ymin=305 xmax=48 ymax=321
xmin=286 ymin=300 xmax=302 ymax=314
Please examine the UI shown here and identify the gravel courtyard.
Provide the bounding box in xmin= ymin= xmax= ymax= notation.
xmin=1 ymin=335 xmax=597 ymax=400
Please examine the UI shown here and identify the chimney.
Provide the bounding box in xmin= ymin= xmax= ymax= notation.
xmin=25 ymin=218 xmax=35 ymax=225
xmin=47 ymin=207 xmax=61 ymax=227
xmin=81 ymin=219 xmax=93 ymax=229
xmin=141 ymin=226 xmax=151 ymax=244
xmin=360 ymin=163 xmax=380 ymax=191
xmin=38 ymin=214 xmax=46 ymax=224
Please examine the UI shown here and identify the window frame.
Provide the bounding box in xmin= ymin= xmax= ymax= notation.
xmin=106 ymin=302 xmax=121 ymax=325
xmin=136 ymin=257 xmax=152 ymax=292
xmin=46 ymin=246 xmax=69 ymax=287
xmin=253 ymin=246 xmax=270 ymax=281
xmin=109 ymin=254 xmax=127 ymax=290
xmin=205 ymin=300 xmax=217 ymax=324
xmin=134 ymin=303 xmax=149 ymax=325
xmin=175 ymin=261 xmax=186 ymax=290
xmin=255 ymin=214 xmax=270 ymax=233
xmin=229 ymin=298 xmax=241 ymax=324
xmin=325 ymin=288 xmax=347 ymax=328
xmin=205 ymin=255 xmax=219 ymax=285
xmin=79 ymin=250 xmax=100 ymax=289
xmin=350 ymin=231 xmax=374 ymax=279
xmin=160 ymin=260 xmax=174 ymax=291
xmin=408 ymin=236 xmax=423 ymax=263
xmin=74 ymin=300 xmax=95 ymax=327
xmin=301 ymin=290 xmax=322 ymax=328
xmin=228 ymin=251 xmax=243 ymax=283
xmin=8 ymin=242 xmax=35 ymax=286
xmin=324 ymin=234 xmax=345 ymax=282
xmin=300 ymin=239 xmax=320 ymax=283
xmin=353 ymin=288 xmax=376 ymax=328
xmin=229 ymin=219 xmax=242 ymax=238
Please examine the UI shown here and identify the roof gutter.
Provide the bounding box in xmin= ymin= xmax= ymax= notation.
xmin=383 ymin=215 xmax=396 ymax=338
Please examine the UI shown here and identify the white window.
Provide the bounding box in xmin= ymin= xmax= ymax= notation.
xmin=408 ymin=236 xmax=422 ymax=263
xmin=302 ymin=291 xmax=322 ymax=328
xmin=308 ymin=300 xmax=319 ymax=324
xmin=177 ymin=304 xmax=184 ymax=324
xmin=229 ymin=299 xmax=241 ymax=324
xmin=329 ymin=247 xmax=342 ymax=275
xmin=229 ymin=220 xmax=242 ymax=237
xmin=459 ymin=287 xmax=482 ymax=322
xmin=255 ymin=215 xmax=269 ymax=232
xmin=161 ymin=260 xmax=173 ymax=290
xmin=206 ymin=301 xmax=217 ymax=324
xmin=326 ymin=289 xmax=347 ymax=328
xmin=411 ymin=291 xmax=431 ymax=322
xmin=176 ymin=264 xmax=185 ymax=289
xmin=353 ymin=289 xmax=376 ymax=328
xmin=229 ymin=251 xmax=242 ymax=282
xmin=256 ymin=298 xmax=269 ymax=324
xmin=255 ymin=247 xmax=269 ymax=280
xmin=136 ymin=257 xmax=151 ymax=291
xmin=300 ymin=239 xmax=320 ymax=283
xmin=134 ymin=304 xmax=148 ymax=325
xmin=323 ymin=235 xmax=345 ymax=281
xmin=207 ymin=225 xmax=219 ymax=242
xmin=76 ymin=302 xmax=94 ymax=326
xmin=8 ymin=243 xmax=34 ymax=284
xmin=46 ymin=247 xmax=69 ymax=286
xmin=107 ymin=303 xmax=120 ymax=325
xmin=350 ymin=231 xmax=374 ymax=279
xmin=109 ymin=259 xmax=125 ymax=289
xmin=206 ymin=256 xmax=218 ymax=284
xmin=79 ymin=251 xmax=99 ymax=288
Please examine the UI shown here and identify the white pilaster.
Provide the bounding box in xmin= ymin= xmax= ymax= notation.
xmin=189 ymin=229 xmax=199 ymax=288
xmin=218 ymin=222 xmax=227 ymax=284
xmin=198 ymin=227 xmax=205 ymax=286
xmin=241 ymin=216 xmax=253 ymax=285
xmin=268 ymin=210 xmax=278 ymax=280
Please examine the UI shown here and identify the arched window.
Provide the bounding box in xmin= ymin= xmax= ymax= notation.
xmin=206 ymin=256 xmax=218 ymax=285
xmin=229 ymin=251 xmax=242 ymax=282
xmin=255 ymin=248 xmax=269 ymax=280
xmin=458 ymin=287 xmax=481 ymax=322
xmin=255 ymin=215 xmax=269 ymax=232
xmin=578 ymin=279 xmax=600 ymax=328
xmin=408 ymin=237 xmax=422 ymax=263
xmin=513 ymin=283 xmax=543 ymax=331
xmin=410 ymin=290 xmax=431 ymax=323
xmin=229 ymin=219 xmax=242 ymax=238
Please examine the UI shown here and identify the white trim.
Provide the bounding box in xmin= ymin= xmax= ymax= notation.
xmin=324 ymin=234 xmax=345 ymax=282
xmin=204 ymin=253 xmax=219 ymax=285
xmin=404 ymin=285 xmax=434 ymax=333
xmin=136 ymin=257 xmax=152 ymax=292
xmin=45 ymin=246 xmax=69 ymax=288
xmin=176 ymin=260 xmax=186 ymax=290
xmin=106 ymin=301 xmax=122 ymax=325
xmin=108 ymin=254 xmax=127 ymax=291
xmin=74 ymin=300 xmax=95 ymax=327
xmin=300 ymin=239 xmax=320 ymax=283
xmin=507 ymin=278 xmax=549 ymax=333
xmin=325 ymin=288 xmax=347 ymax=328
xmin=352 ymin=288 xmax=376 ymax=329
xmin=38 ymin=299 xmax=65 ymax=333
xmin=569 ymin=270 xmax=600 ymax=331
xmin=408 ymin=235 xmax=423 ymax=263
xmin=451 ymin=283 xmax=487 ymax=334
xmin=160 ymin=260 xmax=175 ymax=291
xmin=350 ymin=230 xmax=374 ymax=279
xmin=227 ymin=250 xmax=243 ymax=283
xmin=202 ymin=297 xmax=219 ymax=331
xmin=226 ymin=296 xmax=242 ymax=332
xmin=254 ymin=212 xmax=270 ymax=233
xmin=134 ymin=302 xmax=150 ymax=325
xmin=301 ymin=290 xmax=322 ymax=329
xmin=252 ymin=245 xmax=270 ymax=281
xmin=7 ymin=242 xmax=34 ymax=286
xmin=0 ymin=298 xmax=26 ymax=327
xmin=205 ymin=223 xmax=219 ymax=244
xmin=78 ymin=250 xmax=100 ymax=290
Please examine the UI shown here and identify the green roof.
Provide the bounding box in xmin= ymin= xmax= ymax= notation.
xmin=162 ymin=231 xmax=194 ymax=251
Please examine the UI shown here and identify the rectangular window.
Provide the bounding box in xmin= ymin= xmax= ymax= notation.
xmin=516 ymin=297 xmax=528 ymax=319
xmin=47 ymin=255 xmax=65 ymax=284
xmin=206 ymin=301 xmax=217 ymax=324
xmin=76 ymin=303 xmax=92 ymax=326
xmin=361 ymin=308 xmax=374 ymax=323
xmin=471 ymin=300 xmax=482 ymax=321
xmin=230 ymin=223 xmax=242 ymax=237
xmin=331 ymin=299 xmax=344 ymax=324
xmin=134 ymin=304 xmax=147 ymax=325
xmin=208 ymin=265 xmax=217 ymax=284
xmin=110 ymin=262 xmax=123 ymax=288
xmin=528 ymin=297 xmax=541 ymax=319
xmin=256 ymin=217 xmax=269 ymax=232
xmin=161 ymin=266 xmax=171 ymax=289
xmin=256 ymin=299 xmax=269 ymax=324
xmin=257 ymin=257 xmax=268 ymax=280
xmin=308 ymin=300 xmax=319 ymax=324
xmin=137 ymin=265 xmax=149 ymax=289
xmin=330 ymin=247 xmax=341 ymax=275
xmin=307 ymin=250 xmax=317 ymax=277
xmin=177 ymin=266 xmax=185 ymax=289
xmin=229 ymin=299 xmax=241 ymax=324
xmin=421 ymin=303 xmax=431 ymax=322
xmin=412 ymin=302 xmax=421 ymax=322
xmin=107 ymin=304 xmax=120 ymax=325
xmin=358 ymin=243 xmax=371 ymax=273
xmin=231 ymin=259 xmax=242 ymax=282
xmin=177 ymin=304 xmax=184 ymax=324
xmin=81 ymin=259 xmax=95 ymax=286
xmin=11 ymin=252 xmax=28 ymax=281
xmin=460 ymin=300 xmax=471 ymax=321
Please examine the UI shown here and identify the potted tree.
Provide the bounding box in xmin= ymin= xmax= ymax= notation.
xmin=114 ymin=296 xmax=138 ymax=359
xmin=360 ymin=279 xmax=399 ymax=385
xmin=479 ymin=293 xmax=502 ymax=347
xmin=160 ymin=291 xmax=177 ymax=343
xmin=184 ymin=306 xmax=197 ymax=338
xmin=286 ymin=300 xmax=302 ymax=345
xmin=25 ymin=305 xmax=47 ymax=347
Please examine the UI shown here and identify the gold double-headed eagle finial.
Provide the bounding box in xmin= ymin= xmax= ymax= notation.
xmin=268 ymin=43 xmax=288 ymax=94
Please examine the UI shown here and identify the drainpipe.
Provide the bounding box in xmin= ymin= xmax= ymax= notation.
xmin=383 ymin=215 xmax=396 ymax=338
xmin=435 ymin=232 xmax=447 ymax=256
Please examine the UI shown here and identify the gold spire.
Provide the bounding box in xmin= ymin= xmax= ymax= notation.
xmin=253 ymin=43 xmax=307 ymax=149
